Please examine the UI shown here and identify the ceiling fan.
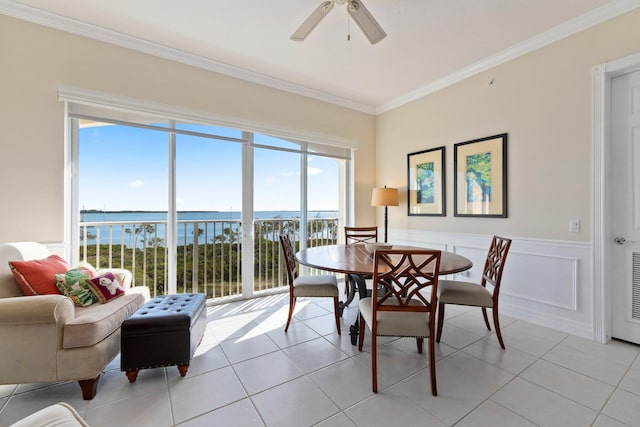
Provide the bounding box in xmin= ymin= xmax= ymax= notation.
xmin=290 ymin=0 xmax=387 ymax=45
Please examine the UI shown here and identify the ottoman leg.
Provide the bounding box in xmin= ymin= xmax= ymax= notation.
xmin=178 ymin=364 xmax=189 ymax=377
xmin=126 ymin=370 xmax=139 ymax=383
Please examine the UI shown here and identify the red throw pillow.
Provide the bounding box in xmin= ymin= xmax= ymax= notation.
xmin=9 ymin=255 xmax=70 ymax=296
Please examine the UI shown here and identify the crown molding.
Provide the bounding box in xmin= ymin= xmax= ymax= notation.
xmin=376 ymin=0 xmax=640 ymax=114
xmin=0 ymin=0 xmax=377 ymax=115
xmin=2 ymin=0 xmax=638 ymax=116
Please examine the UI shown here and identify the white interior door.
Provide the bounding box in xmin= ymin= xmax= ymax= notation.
xmin=610 ymin=69 xmax=640 ymax=343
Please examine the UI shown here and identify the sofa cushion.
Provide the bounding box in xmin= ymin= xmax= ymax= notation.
xmin=9 ymin=402 xmax=89 ymax=427
xmin=87 ymin=272 xmax=125 ymax=303
xmin=63 ymin=286 xmax=150 ymax=349
xmin=55 ymin=268 xmax=99 ymax=307
xmin=9 ymin=255 xmax=69 ymax=296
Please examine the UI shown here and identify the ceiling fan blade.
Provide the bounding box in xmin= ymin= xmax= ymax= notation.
xmin=347 ymin=0 xmax=386 ymax=44
xmin=290 ymin=1 xmax=335 ymax=42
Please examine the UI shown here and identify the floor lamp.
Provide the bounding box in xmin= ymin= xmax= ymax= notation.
xmin=371 ymin=186 xmax=399 ymax=243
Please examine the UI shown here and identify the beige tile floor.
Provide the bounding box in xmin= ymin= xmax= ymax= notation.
xmin=1 ymin=293 xmax=640 ymax=426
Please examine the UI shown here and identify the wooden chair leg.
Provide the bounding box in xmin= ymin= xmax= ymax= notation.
xmin=436 ymin=303 xmax=445 ymax=342
xmin=429 ymin=335 xmax=437 ymax=396
xmin=416 ymin=337 xmax=423 ymax=353
xmin=358 ymin=312 xmax=365 ymax=351
xmin=78 ymin=375 xmax=101 ymax=400
xmin=481 ymin=307 xmax=491 ymax=330
xmin=333 ymin=296 xmax=341 ymax=335
xmin=285 ymin=295 xmax=296 ymax=332
xmin=371 ymin=332 xmax=378 ymax=393
xmin=493 ymin=307 xmax=506 ymax=349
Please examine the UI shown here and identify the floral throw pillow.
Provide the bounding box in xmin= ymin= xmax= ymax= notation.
xmin=87 ymin=272 xmax=125 ymax=303
xmin=55 ymin=268 xmax=98 ymax=307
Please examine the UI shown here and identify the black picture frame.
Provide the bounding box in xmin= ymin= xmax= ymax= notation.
xmin=454 ymin=133 xmax=507 ymax=217
xmin=407 ymin=146 xmax=446 ymax=216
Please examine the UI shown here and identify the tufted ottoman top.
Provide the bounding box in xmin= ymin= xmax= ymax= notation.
xmin=122 ymin=293 xmax=206 ymax=334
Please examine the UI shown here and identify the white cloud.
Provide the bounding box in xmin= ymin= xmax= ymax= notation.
xmin=127 ymin=180 xmax=145 ymax=188
xmin=308 ymin=167 xmax=322 ymax=176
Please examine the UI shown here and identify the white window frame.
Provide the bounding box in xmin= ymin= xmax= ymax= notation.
xmin=60 ymin=86 xmax=356 ymax=297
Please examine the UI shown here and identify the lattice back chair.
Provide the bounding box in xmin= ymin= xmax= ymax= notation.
xmin=343 ymin=226 xmax=379 ymax=303
xmin=436 ymin=235 xmax=512 ymax=349
xmin=358 ymin=249 xmax=442 ymax=395
xmin=279 ymin=234 xmax=341 ymax=334
xmin=344 ymin=226 xmax=378 ymax=244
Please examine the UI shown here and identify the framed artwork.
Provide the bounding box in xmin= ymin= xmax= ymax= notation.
xmin=407 ymin=146 xmax=445 ymax=216
xmin=454 ymin=133 xmax=507 ymax=217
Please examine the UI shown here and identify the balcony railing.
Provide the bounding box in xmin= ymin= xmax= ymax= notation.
xmin=79 ymin=217 xmax=339 ymax=300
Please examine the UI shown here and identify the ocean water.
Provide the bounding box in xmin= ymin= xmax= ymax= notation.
xmin=79 ymin=211 xmax=338 ymax=247
xmin=80 ymin=210 xmax=337 ymax=222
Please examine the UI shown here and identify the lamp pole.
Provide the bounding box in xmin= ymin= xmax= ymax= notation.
xmin=383 ymin=205 xmax=389 ymax=243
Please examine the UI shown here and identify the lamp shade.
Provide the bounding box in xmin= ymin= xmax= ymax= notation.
xmin=371 ymin=187 xmax=399 ymax=207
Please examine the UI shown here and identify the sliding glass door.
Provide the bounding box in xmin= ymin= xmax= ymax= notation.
xmin=68 ymin=98 xmax=351 ymax=301
xmin=175 ymin=124 xmax=243 ymax=298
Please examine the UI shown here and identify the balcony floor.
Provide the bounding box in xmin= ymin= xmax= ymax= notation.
xmin=1 ymin=292 xmax=640 ymax=426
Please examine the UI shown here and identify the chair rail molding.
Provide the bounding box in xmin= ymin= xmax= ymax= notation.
xmin=393 ymin=228 xmax=593 ymax=339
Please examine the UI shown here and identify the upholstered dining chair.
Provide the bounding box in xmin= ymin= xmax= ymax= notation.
xmin=358 ymin=249 xmax=442 ymax=395
xmin=436 ymin=235 xmax=512 ymax=349
xmin=279 ymin=234 xmax=341 ymax=334
xmin=344 ymin=226 xmax=378 ymax=244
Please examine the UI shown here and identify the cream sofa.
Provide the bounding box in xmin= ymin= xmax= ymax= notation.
xmin=0 ymin=242 xmax=150 ymax=399
xmin=9 ymin=402 xmax=89 ymax=427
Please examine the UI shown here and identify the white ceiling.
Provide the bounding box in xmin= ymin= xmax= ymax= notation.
xmin=2 ymin=0 xmax=638 ymax=114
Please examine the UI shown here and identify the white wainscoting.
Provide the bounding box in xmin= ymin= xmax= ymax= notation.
xmin=391 ymin=229 xmax=594 ymax=340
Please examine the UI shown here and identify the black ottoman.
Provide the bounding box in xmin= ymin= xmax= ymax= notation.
xmin=120 ymin=293 xmax=206 ymax=382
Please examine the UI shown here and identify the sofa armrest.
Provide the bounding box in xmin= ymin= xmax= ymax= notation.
xmin=0 ymin=294 xmax=74 ymax=325
xmin=0 ymin=295 xmax=75 ymax=384
xmin=96 ymin=268 xmax=132 ymax=289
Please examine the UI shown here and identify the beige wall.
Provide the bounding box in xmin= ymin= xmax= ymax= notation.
xmin=0 ymin=15 xmax=376 ymax=243
xmin=376 ymin=8 xmax=640 ymax=242
xmin=3 ymin=8 xmax=640 ymax=245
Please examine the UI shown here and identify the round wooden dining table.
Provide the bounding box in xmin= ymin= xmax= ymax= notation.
xmin=295 ymin=243 xmax=473 ymax=344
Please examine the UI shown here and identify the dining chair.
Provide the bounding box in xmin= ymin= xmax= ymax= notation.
xmin=279 ymin=234 xmax=341 ymax=334
xmin=344 ymin=226 xmax=378 ymax=244
xmin=436 ymin=235 xmax=512 ymax=349
xmin=342 ymin=226 xmax=379 ymax=312
xmin=358 ymin=249 xmax=441 ymax=395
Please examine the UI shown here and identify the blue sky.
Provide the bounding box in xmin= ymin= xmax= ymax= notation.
xmin=79 ymin=123 xmax=339 ymax=212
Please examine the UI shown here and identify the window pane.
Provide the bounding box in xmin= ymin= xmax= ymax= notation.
xmin=79 ymin=122 xmax=168 ymax=296
xmin=79 ymin=123 xmax=168 ymax=212
xmin=308 ymin=155 xmax=341 ymax=246
xmin=176 ymin=132 xmax=242 ymax=298
xmin=254 ymin=146 xmax=300 ymax=292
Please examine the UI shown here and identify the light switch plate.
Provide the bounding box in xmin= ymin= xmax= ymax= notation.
xmin=569 ymin=220 xmax=580 ymax=232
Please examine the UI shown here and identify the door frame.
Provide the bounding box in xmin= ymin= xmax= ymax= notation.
xmin=593 ymin=52 xmax=640 ymax=343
